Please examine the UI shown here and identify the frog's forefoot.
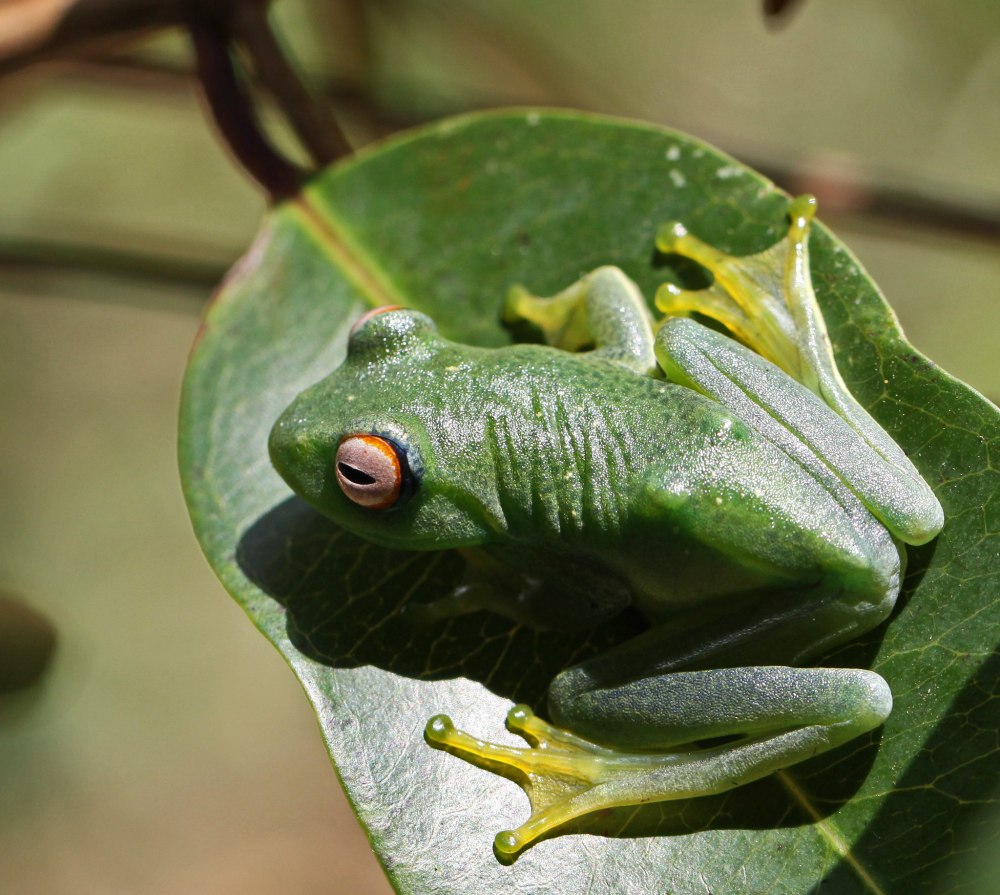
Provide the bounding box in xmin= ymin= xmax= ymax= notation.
xmin=504 ymin=280 xmax=596 ymax=354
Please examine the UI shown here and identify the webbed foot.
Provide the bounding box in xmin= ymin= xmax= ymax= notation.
xmin=654 ymin=194 xmax=820 ymax=388
xmin=654 ymin=194 xmax=932 ymax=502
xmin=426 ymin=705 xmax=677 ymax=857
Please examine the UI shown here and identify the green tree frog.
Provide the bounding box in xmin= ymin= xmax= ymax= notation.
xmin=268 ymin=196 xmax=943 ymax=857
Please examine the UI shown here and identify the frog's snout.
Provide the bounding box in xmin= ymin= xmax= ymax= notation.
xmin=268 ymin=407 xmax=321 ymax=496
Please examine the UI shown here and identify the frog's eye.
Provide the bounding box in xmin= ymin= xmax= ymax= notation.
xmin=350 ymin=305 xmax=404 ymax=336
xmin=335 ymin=434 xmax=408 ymax=510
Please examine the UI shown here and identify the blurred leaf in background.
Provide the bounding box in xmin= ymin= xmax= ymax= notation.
xmin=0 ymin=591 xmax=56 ymax=694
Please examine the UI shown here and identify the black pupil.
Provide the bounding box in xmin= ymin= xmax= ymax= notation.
xmin=338 ymin=462 xmax=376 ymax=486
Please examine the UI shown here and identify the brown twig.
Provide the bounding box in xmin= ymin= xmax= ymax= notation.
xmin=0 ymin=0 xmax=233 ymax=77
xmin=0 ymin=0 xmax=351 ymax=197
xmin=187 ymin=11 xmax=305 ymax=202
xmin=230 ymin=1 xmax=352 ymax=166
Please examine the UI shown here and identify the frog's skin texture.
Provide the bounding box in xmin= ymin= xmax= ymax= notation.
xmin=269 ymin=196 xmax=943 ymax=858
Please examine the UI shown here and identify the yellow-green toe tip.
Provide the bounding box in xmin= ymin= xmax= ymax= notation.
xmin=655 ymin=221 xmax=688 ymax=251
xmin=494 ymin=830 xmax=523 ymax=856
xmin=507 ymin=704 xmax=534 ymax=724
xmin=425 ymin=714 xmax=454 ymax=742
xmin=654 ymin=281 xmax=684 ymax=311
xmin=789 ymin=194 xmax=818 ymax=226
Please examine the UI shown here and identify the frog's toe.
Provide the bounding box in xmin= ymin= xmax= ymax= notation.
xmin=425 ymin=713 xmax=455 ymax=739
xmin=493 ymin=829 xmax=523 ymax=858
xmin=425 ymin=711 xmax=550 ymax=776
xmin=655 ymin=220 xmax=689 ymax=252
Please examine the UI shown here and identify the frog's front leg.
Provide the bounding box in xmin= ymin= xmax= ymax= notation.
xmin=504 ymin=266 xmax=658 ymax=375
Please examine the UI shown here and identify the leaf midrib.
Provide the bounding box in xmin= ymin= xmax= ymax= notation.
xmin=778 ymin=770 xmax=887 ymax=895
xmin=290 ymin=194 xmax=405 ymax=310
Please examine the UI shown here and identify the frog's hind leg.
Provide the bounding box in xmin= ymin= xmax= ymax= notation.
xmin=427 ymin=665 xmax=890 ymax=857
xmin=426 ymin=544 xmax=897 ymax=856
xmin=425 ymin=509 xmax=901 ymax=857
xmin=655 ymin=195 xmax=940 ymax=532
xmin=505 ymin=266 xmax=658 ymax=375
xmin=654 ymin=196 xmax=820 ymax=384
xmin=655 ymin=314 xmax=942 ymax=545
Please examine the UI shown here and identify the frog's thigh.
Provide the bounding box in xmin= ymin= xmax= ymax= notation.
xmin=655 ymin=316 xmax=942 ymax=545
xmin=505 ymin=267 xmax=657 ymax=374
xmin=547 ymin=502 xmax=898 ymax=752
xmin=547 ymin=664 xmax=891 ymax=753
xmin=631 ymin=419 xmax=902 ymax=673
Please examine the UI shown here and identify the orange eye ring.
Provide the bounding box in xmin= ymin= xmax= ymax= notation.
xmin=335 ymin=434 xmax=405 ymax=509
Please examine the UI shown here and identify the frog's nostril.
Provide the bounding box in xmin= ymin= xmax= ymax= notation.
xmin=268 ymin=414 xmax=305 ymax=472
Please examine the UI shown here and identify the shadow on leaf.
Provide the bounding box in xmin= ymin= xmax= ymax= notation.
xmin=236 ymin=495 xmax=890 ymax=841
xmin=237 ymin=496 xmax=641 ymax=707
xmin=817 ymin=646 xmax=1000 ymax=894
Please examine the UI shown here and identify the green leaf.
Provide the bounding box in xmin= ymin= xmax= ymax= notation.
xmin=179 ymin=110 xmax=999 ymax=894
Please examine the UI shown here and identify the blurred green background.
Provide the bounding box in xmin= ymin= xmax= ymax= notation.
xmin=1 ymin=1 xmax=998 ymax=892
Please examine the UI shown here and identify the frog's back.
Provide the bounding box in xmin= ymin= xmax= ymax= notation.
xmin=453 ymin=342 xmax=744 ymax=541
xmin=459 ymin=343 xmax=897 ymax=614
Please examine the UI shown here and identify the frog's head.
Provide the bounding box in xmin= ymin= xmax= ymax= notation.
xmin=268 ymin=306 xmax=501 ymax=550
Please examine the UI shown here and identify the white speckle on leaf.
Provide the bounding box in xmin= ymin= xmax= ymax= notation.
xmin=669 ymin=169 xmax=687 ymax=188
xmin=693 ymin=148 xmax=705 ymax=158
xmin=666 ymin=145 xmax=681 ymax=161
xmin=525 ymin=111 xmax=541 ymax=126
xmin=716 ymin=165 xmax=742 ymax=180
